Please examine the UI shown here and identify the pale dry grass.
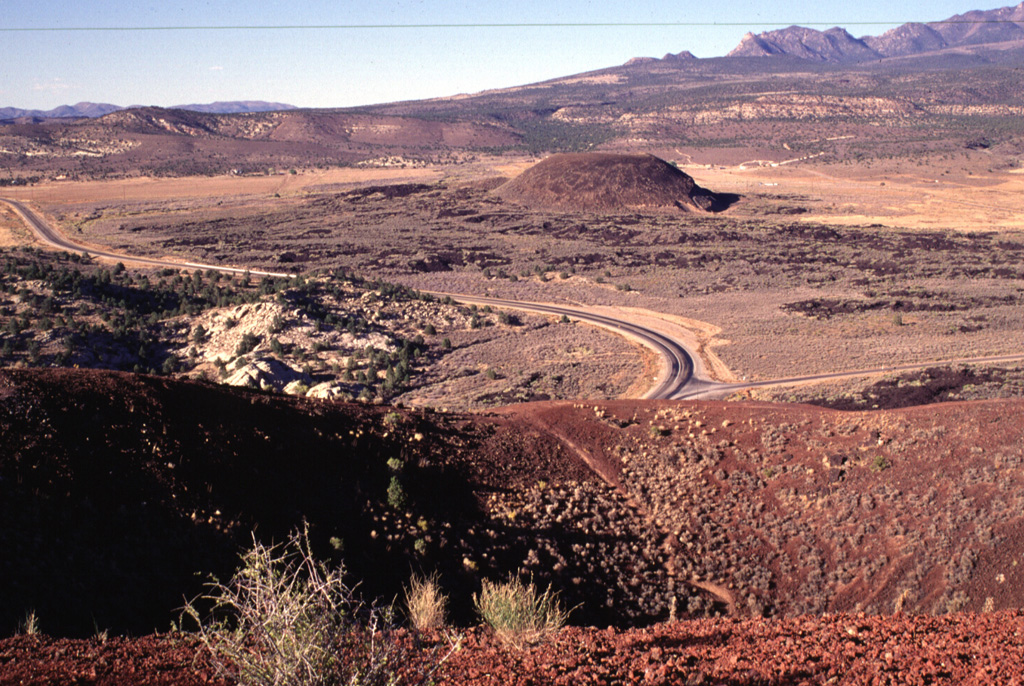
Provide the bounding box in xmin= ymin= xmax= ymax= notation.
xmin=1 ymin=167 xmax=444 ymax=205
xmin=403 ymin=573 xmax=448 ymax=631
xmin=396 ymin=313 xmax=645 ymax=411
xmin=0 ymin=205 xmax=33 ymax=247
xmin=696 ymin=164 xmax=1024 ymax=232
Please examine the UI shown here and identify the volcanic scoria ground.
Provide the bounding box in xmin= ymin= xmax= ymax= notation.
xmin=4 ymin=367 xmax=1024 ymax=683
xmin=4 ymin=613 xmax=1024 ymax=685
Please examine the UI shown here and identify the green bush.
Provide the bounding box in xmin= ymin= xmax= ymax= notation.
xmin=235 ymin=332 xmax=261 ymax=356
xmin=387 ymin=476 xmax=408 ymax=510
xmin=473 ymin=575 xmax=568 ymax=649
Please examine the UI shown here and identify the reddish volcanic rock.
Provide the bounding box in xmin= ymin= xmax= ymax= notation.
xmin=5 ymin=612 xmax=1024 ymax=685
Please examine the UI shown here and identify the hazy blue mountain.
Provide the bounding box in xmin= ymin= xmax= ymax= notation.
xmin=0 ymin=101 xmax=296 ymax=122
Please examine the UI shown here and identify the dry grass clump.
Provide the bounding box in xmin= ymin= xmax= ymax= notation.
xmin=404 ymin=573 xmax=448 ymax=631
xmin=17 ymin=609 xmax=40 ymax=636
xmin=473 ymin=575 xmax=569 ymax=649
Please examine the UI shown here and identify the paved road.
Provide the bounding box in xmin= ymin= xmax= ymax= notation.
xmin=6 ymin=196 xmax=1024 ymax=401
xmin=1 ymin=197 xmax=292 ymax=278
xmin=677 ymin=353 xmax=1024 ymax=400
xmin=429 ymin=292 xmax=697 ymax=399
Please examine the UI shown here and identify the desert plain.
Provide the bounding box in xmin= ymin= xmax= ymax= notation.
xmin=4 ymin=11 xmax=1024 ymax=684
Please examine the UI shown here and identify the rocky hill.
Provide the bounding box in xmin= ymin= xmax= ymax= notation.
xmin=493 ymin=153 xmax=731 ymax=212
xmin=1 ymin=7 xmax=1022 ymax=180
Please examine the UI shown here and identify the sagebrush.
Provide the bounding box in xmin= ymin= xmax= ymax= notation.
xmin=182 ymin=528 xmax=407 ymax=686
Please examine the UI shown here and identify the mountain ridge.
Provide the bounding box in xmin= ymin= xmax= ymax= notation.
xmin=620 ymin=2 xmax=1024 ymax=65
xmin=0 ymin=100 xmax=296 ymax=122
xmin=724 ymin=2 xmax=1024 ymax=63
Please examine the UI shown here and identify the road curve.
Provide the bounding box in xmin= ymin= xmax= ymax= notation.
xmin=428 ymin=292 xmax=697 ymax=399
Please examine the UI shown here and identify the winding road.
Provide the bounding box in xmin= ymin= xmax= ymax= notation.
xmin=425 ymin=293 xmax=695 ymax=399
xmin=1 ymin=196 xmax=706 ymax=398
xmin=5 ymin=196 xmax=1024 ymax=401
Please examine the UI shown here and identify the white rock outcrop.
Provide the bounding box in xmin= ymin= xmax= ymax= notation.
xmin=224 ymin=357 xmax=310 ymax=392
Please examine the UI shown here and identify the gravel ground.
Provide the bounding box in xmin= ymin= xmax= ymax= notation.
xmin=5 ymin=611 xmax=1024 ymax=685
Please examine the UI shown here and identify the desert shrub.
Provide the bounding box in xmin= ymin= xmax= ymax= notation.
xmin=235 ymin=332 xmax=261 ymax=356
xmin=404 ymin=573 xmax=448 ymax=631
xmin=387 ymin=476 xmax=408 ymax=510
xmin=182 ymin=528 xmax=407 ymax=686
xmin=473 ymin=575 xmax=568 ymax=649
xmin=161 ymin=356 xmax=177 ymax=375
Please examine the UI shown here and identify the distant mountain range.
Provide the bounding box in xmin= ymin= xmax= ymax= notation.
xmin=7 ymin=4 xmax=1023 ymax=124
xmin=724 ymin=2 xmax=1024 ymax=63
xmin=0 ymin=101 xmax=296 ymax=122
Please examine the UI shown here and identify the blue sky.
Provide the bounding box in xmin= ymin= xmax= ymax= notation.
xmin=0 ymin=0 xmax=1007 ymax=110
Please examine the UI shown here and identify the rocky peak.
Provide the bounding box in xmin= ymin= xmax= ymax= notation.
xmin=864 ymin=23 xmax=948 ymax=57
xmin=662 ymin=50 xmax=697 ymax=61
xmin=727 ymin=26 xmax=879 ymax=62
xmin=927 ymin=2 xmax=1024 ymax=46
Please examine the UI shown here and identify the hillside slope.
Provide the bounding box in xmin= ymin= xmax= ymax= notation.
xmin=4 ymin=368 xmax=1024 ymax=637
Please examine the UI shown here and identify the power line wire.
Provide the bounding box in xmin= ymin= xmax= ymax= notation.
xmin=1 ymin=19 xmax=1020 ymax=32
